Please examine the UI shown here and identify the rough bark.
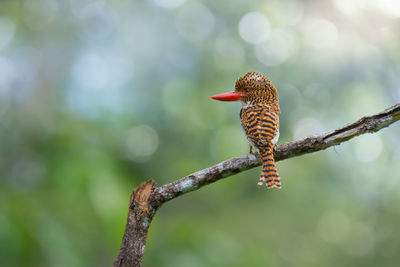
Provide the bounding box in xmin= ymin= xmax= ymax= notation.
xmin=113 ymin=181 xmax=157 ymax=267
xmin=114 ymin=103 xmax=400 ymax=267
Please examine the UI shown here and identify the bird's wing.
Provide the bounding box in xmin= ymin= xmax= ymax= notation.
xmin=240 ymin=104 xmax=279 ymax=147
xmin=257 ymin=105 xmax=279 ymax=145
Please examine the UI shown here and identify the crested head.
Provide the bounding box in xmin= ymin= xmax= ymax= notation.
xmin=235 ymin=72 xmax=272 ymax=90
xmin=235 ymin=72 xmax=280 ymax=110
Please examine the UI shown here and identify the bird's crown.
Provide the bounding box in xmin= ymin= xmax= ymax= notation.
xmin=235 ymin=72 xmax=272 ymax=91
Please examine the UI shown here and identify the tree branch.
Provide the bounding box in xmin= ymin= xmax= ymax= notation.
xmin=114 ymin=103 xmax=400 ymax=267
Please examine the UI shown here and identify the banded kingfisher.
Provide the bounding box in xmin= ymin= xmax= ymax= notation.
xmin=211 ymin=72 xmax=281 ymax=188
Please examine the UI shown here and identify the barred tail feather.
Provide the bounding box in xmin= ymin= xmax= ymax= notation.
xmin=258 ymin=144 xmax=281 ymax=188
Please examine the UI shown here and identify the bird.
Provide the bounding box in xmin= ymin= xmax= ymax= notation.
xmin=210 ymin=72 xmax=281 ymax=188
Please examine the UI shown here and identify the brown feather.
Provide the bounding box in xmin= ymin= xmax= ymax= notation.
xmin=237 ymin=72 xmax=281 ymax=188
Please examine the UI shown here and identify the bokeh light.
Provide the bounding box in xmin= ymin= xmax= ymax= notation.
xmin=277 ymin=0 xmax=304 ymax=25
xmin=238 ymin=12 xmax=270 ymax=44
xmin=255 ymin=29 xmax=294 ymax=66
xmin=124 ymin=125 xmax=159 ymax=163
xmin=300 ymin=18 xmax=339 ymax=50
xmin=354 ymin=134 xmax=383 ymax=163
xmin=72 ymin=52 xmax=110 ymax=89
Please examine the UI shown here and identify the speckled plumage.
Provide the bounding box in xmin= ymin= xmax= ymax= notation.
xmin=236 ymin=72 xmax=281 ymax=188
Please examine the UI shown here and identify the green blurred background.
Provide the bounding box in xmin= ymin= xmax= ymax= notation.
xmin=1 ymin=0 xmax=400 ymax=266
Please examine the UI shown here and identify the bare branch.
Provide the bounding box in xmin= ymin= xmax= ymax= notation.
xmin=114 ymin=103 xmax=400 ymax=267
xmin=153 ymin=103 xmax=400 ymax=204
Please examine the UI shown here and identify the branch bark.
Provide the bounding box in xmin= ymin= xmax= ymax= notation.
xmin=114 ymin=103 xmax=400 ymax=267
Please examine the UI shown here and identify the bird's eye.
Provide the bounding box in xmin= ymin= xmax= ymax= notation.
xmin=245 ymin=89 xmax=250 ymax=93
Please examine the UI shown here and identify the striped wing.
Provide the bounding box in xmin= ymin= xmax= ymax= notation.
xmin=240 ymin=104 xmax=279 ymax=148
xmin=240 ymin=104 xmax=281 ymax=188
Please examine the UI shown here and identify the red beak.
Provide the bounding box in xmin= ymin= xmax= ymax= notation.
xmin=210 ymin=91 xmax=247 ymax=101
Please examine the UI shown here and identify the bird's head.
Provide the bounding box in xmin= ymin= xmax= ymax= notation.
xmin=210 ymin=72 xmax=279 ymax=107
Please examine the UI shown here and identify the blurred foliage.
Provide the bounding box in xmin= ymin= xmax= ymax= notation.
xmin=1 ymin=0 xmax=400 ymax=266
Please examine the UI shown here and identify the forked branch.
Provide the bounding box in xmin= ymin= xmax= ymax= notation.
xmin=114 ymin=103 xmax=400 ymax=267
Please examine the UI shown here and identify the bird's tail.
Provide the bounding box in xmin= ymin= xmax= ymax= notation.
xmin=258 ymin=143 xmax=281 ymax=188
